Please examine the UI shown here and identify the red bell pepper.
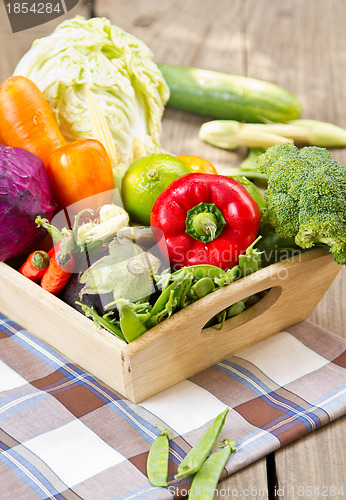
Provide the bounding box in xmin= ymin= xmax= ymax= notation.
xmin=150 ymin=173 xmax=260 ymax=270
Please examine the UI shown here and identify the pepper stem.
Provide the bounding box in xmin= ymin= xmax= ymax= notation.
xmin=185 ymin=202 xmax=226 ymax=243
xmin=192 ymin=212 xmax=218 ymax=240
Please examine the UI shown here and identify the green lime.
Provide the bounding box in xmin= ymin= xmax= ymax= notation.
xmin=121 ymin=153 xmax=191 ymax=225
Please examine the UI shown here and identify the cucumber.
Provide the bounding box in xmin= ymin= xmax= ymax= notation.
xmin=158 ymin=64 xmax=302 ymax=123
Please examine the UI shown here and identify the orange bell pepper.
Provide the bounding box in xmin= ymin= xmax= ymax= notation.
xmin=46 ymin=139 xmax=114 ymax=213
xmin=177 ymin=155 xmax=218 ymax=175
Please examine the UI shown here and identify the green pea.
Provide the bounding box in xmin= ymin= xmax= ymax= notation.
xmin=188 ymin=439 xmax=237 ymax=500
xmin=146 ymin=427 xmax=170 ymax=487
xmin=175 ymin=408 xmax=229 ymax=479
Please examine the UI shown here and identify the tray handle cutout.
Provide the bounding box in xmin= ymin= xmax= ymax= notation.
xmin=201 ymin=286 xmax=283 ymax=339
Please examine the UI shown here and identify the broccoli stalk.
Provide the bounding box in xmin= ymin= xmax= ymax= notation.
xmin=257 ymin=143 xmax=346 ymax=265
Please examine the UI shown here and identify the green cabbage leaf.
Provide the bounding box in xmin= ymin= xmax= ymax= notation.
xmin=14 ymin=16 xmax=169 ymax=173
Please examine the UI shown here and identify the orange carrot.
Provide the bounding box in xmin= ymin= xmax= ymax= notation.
xmin=0 ymin=76 xmax=66 ymax=168
xmin=19 ymin=251 xmax=50 ymax=282
xmin=41 ymin=242 xmax=75 ymax=295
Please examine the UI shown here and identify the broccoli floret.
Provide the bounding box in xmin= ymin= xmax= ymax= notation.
xmin=257 ymin=143 xmax=346 ymax=265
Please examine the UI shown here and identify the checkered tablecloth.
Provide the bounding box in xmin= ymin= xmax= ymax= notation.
xmin=0 ymin=314 xmax=345 ymax=499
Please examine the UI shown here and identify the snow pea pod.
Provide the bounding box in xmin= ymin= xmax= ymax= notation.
xmin=75 ymin=302 xmax=126 ymax=342
xmin=173 ymin=264 xmax=225 ymax=281
xmin=118 ymin=302 xmax=147 ymax=342
xmin=146 ymin=427 xmax=170 ymax=487
xmin=226 ymin=299 xmax=247 ymax=318
xmin=188 ymin=439 xmax=237 ymax=500
xmin=150 ymin=281 xmax=179 ymax=326
xmin=191 ymin=277 xmax=215 ymax=299
xmin=150 ymin=288 xmax=176 ymax=326
xmin=238 ymin=235 xmax=262 ymax=276
xmin=175 ymin=408 xmax=229 ymax=479
xmin=174 ymin=269 xmax=195 ymax=308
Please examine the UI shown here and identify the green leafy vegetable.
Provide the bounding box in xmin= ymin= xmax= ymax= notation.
xmin=258 ymin=143 xmax=346 ymax=265
xmin=79 ymin=238 xmax=161 ymax=303
xmin=14 ymin=16 xmax=170 ymax=172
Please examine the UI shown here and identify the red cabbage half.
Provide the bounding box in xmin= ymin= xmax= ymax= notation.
xmin=0 ymin=144 xmax=56 ymax=262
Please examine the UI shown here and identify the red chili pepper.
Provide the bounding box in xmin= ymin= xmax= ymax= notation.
xmin=41 ymin=240 xmax=75 ymax=295
xmin=150 ymin=173 xmax=260 ymax=270
xmin=19 ymin=251 xmax=50 ymax=282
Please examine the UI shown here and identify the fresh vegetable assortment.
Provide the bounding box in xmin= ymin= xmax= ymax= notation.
xmin=0 ymin=14 xmax=345 ymax=336
xmin=77 ymin=237 xmax=262 ymax=342
xmin=0 ymin=13 xmax=346 ymax=496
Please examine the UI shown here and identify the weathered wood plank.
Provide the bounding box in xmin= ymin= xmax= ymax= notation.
xmin=275 ymin=417 xmax=346 ymax=499
xmin=311 ymin=268 xmax=346 ymax=340
xmin=217 ymin=459 xmax=269 ymax=499
xmin=244 ymin=0 xmax=346 ymax=495
xmin=245 ymin=0 xmax=346 ymax=165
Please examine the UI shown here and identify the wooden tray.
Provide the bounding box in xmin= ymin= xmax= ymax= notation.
xmin=0 ymin=247 xmax=341 ymax=403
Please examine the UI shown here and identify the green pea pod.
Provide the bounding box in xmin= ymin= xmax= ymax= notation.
xmin=238 ymin=235 xmax=262 ymax=277
xmin=191 ymin=277 xmax=215 ymax=299
xmin=150 ymin=269 xmax=194 ymax=324
xmin=118 ymin=302 xmax=147 ymax=342
xmin=150 ymin=281 xmax=180 ymax=317
xmin=173 ymin=264 xmax=225 ymax=281
xmin=188 ymin=439 xmax=237 ymax=500
xmin=214 ymin=265 xmax=240 ymax=287
xmin=226 ymin=299 xmax=246 ymax=318
xmin=146 ymin=427 xmax=170 ymax=487
xmin=150 ymin=289 xmax=176 ymax=326
xmin=175 ymin=408 xmax=229 ymax=479
xmin=174 ymin=270 xmax=194 ymax=308
xmin=76 ymin=302 xmax=126 ymax=342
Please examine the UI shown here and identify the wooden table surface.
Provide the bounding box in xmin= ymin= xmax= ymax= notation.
xmin=0 ymin=0 xmax=345 ymax=498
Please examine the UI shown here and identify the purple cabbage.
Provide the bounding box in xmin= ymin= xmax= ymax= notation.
xmin=0 ymin=144 xmax=56 ymax=262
